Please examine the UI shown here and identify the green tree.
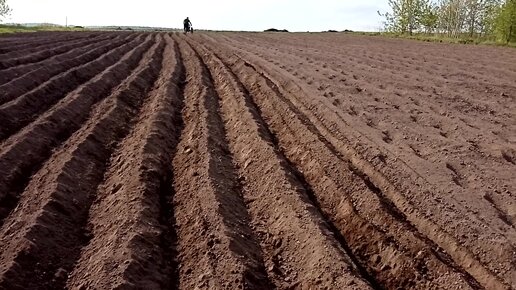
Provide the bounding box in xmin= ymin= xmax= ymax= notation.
xmin=436 ymin=0 xmax=503 ymax=37
xmin=0 ymin=0 xmax=11 ymax=22
xmin=464 ymin=0 xmax=503 ymax=37
xmin=479 ymin=0 xmax=503 ymax=36
xmin=495 ymin=0 xmax=516 ymax=42
xmin=437 ymin=0 xmax=468 ymax=37
xmin=381 ymin=0 xmax=512 ymax=43
xmin=382 ymin=0 xmax=432 ymax=34
xmin=420 ymin=2 xmax=439 ymax=33
xmin=466 ymin=0 xmax=482 ymax=36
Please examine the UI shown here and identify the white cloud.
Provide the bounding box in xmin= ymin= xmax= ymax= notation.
xmin=6 ymin=0 xmax=388 ymax=31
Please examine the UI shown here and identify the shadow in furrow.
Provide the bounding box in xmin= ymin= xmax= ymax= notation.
xmin=240 ymin=56 xmax=484 ymax=290
xmin=178 ymin=37 xmax=275 ymax=289
xmin=0 ymin=36 xmax=165 ymax=290
xmin=157 ymin=38 xmax=187 ymax=290
xmin=0 ymin=36 xmax=152 ymax=228
xmin=204 ymin=47 xmax=382 ymax=290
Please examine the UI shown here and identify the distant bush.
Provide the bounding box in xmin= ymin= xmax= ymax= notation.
xmin=327 ymin=30 xmax=338 ymax=33
xmin=264 ymin=28 xmax=289 ymax=32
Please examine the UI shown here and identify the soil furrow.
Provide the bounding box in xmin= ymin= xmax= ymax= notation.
xmin=0 ymin=31 xmax=512 ymax=289
xmin=225 ymin=33 xmax=515 ymax=88
xmin=218 ymin=45 xmax=509 ymax=290
xmin=0 ymin=33 xmax=113 ymax=71
xmin=2 ymin=32 xmax=98 ymax=58
xmin=0 ymin=34 xmax=56 ymax=45
xmin=0 ymin=34 xmax=143 ymax=141
xmin=222 ymin=34 xmax=514 ymax=123
xmin=170 ymin=36 xmax=273 ymax=290
xmin=206 ymin=44 xmax=483 ymax=290
xmin=0 ymin=34 xmax=154 ymax=227
xmin=214 ymin=34 xmax=514 ymax=142
xmin=187 ymin=36 xmax=375 ymax=289
xmin=0 ymin=33 xmax=94 ymax=55
xmin=220 ymin=34 xmax=516 ymax=274
xmin=0 ymin=34 xmax=163 ymax=290
xmin=0 ymin=34 xmax=117 ymax=85
xmin=0 ymin=33 xmax=134 ymax=105
xmin=66 ymin=34 xmax=180 ymax=289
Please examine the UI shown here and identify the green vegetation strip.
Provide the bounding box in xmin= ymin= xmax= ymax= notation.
xmin=0 ymin=24 xmax=87 ymax=34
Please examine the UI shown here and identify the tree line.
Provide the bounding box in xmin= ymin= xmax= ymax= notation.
xmin=380 ymin=0 xmax=516 ymax=43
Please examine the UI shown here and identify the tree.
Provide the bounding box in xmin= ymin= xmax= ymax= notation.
xmin=437 ymin=0 xmax=468 ymax=37
xmin=381 ymin=0 xmax=433 ymax=34
xmin=463 ymin=0 xmax=502 ymax=37
xmin=466 ymin=0 xmax=482 ymax=37
xmin=495 ymin=0 xmax=516 ymax=42
xmin=480 ymin=0 xmax=502 ymax=36
xmin=435 ymin=0 xmax=503 ymax=37
xmin=420 ymin=2 xmax=440 ymax=33
xmin=0 ymin=0 xmax=11 ymax=22
xmin=381 ymin=0 xmax=514 ymax=42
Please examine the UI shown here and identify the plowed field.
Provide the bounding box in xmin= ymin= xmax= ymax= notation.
xmin=0 ymin=31 xmax=514 ymax=290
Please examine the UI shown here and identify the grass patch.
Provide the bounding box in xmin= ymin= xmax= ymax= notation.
xmin=0 ymin=24 xmax=87 ymax=34
xmin=356 ymin=31 xmax=515 ymax=47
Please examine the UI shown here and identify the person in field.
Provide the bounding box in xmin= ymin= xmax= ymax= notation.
xmin=183 ymin=17 xmax=193 ymax=34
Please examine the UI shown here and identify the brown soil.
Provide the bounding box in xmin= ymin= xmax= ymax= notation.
xmin=0 ymin=31 xmax=514 ymax=290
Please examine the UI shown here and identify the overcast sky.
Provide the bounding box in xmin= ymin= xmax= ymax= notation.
xmin=5 ymin=0 xmax=389 ymax=32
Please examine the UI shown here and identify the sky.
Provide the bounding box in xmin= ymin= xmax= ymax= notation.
xmin=4 ymin=0 xmax=390 ymax=32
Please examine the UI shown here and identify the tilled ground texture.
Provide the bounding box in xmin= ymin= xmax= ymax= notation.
xmin=0 ymin=31 xmax=514 ymax=290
